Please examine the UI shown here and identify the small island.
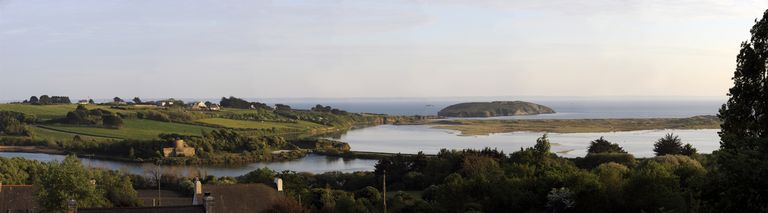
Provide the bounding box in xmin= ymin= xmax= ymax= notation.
xmin=437 ymin=101 xmax=555 ymax=117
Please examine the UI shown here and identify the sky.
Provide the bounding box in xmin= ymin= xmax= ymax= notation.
xmin=1 ymin=0 xmax=766 ymax=100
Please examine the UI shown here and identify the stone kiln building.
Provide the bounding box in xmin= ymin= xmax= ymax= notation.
xmin=162 ymin=140 xmax=196 ymax=157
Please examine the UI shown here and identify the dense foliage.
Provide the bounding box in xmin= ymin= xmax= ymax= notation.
xmin=653 ymin=133 xmax=697 ymax=156
xmin=136 ymin=109 xmax=209 ymax=123
xmin=219 ymin=96 xmax=272 ymax=110
xmin=311 ymin=104 xmax=349 ymax=115
xmin=231 ymin=134 xmax=710 ymax=213
xmin=0 ymin=156 xmax=140 ymax=212
xmin=63 ymin=105 xmax=124 ymax=129
xmin=587 ymin=137 xmax=626 ymax=154
xmin=0 ymin=111 xmax=36 ymax=136
xmin=24 ymin=95 xmax=71 ymax=105
xmin=710 ymin=9 xmax=768 ymax=211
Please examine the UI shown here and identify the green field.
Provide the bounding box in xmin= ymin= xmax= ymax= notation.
xmin=197 ymin=118 xmax=324 ymax=130
xmin=218 ymin=108 xmax=257 ymax=114
xmin=0 ymin=104 xmax=122 ymax=119
xmin=39 ymin=119 xmax=215 ymax=140
xmin=0 ymin=104 xmax=80 ymax=119
xmin=30 ymin=126 xmax=115 ymax=141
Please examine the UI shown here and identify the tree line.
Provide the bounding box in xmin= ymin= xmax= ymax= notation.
xmin=61 ymin=105 xmax=124 ymax=129
xmin=219 ymin=96 xmax=272 ymax=110
xmin=23 ymin=95 xmax=71 ymax=105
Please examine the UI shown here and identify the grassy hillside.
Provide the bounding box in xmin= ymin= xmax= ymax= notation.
xmin=29 ymin=126 xmax=114 ymax=141
xmin=0 ymin=104 xmax=130 ymax=120
xmin=0 ymin=104 xmax=80 ymax=119
xmin=197 ymin=118 xmax=324 ymax=131
xmin=39 ymin=119 xmax=214 ymax=140
xmin=0 ymin=103 xmax=383 ymax=143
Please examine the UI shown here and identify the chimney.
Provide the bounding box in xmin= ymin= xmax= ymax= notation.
xmin=195 ymin=178 xmax=202 ymax=195
xmin=192 ymin=178 xmax=203 ymax=205
xmin=0 ymin=181 xmax=3 ymax=193
xmin=66 ymin=199 xmax=77 ymax=213
xmin=203 ymin=192 xmax=214 ymax=213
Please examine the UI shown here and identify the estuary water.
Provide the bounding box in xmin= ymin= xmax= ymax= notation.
xmin=333 ymin=125 xmax=720 ymax=158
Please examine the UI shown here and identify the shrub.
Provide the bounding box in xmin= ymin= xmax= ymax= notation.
xmin=576 ymin=153 xmax=636 ymax=169
xmin=587 ymin=137 xmax=626 ymax=154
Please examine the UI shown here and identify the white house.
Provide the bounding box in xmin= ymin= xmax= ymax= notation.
xmin=190 ymin=101 xmax=208 ymax=110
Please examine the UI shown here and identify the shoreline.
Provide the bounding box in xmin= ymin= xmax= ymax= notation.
xmin=417 ymin=116 xmax=720 ymax=135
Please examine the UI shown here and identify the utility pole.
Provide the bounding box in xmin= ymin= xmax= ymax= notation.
xmin=383 ymin=170 xmax=387 ymax=213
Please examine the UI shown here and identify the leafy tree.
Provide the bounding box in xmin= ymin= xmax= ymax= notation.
xmin=132 ymin=97 xmax=142 ymax=104
xmin=91 ymin=171 xmax=140 ymax=207
xmin=219 ymin=96 xmax=272 ymax=110
xmin=587 ymin=137 xmax=626 ymax=154
xmin=653 ymin=133 xmax=683 ymax=156
xmin=36 ymin=155 xmax=109 ymax=211
xmin=0 ymin=157 xmax=45 ymax=184
xmin=624 ymin=160 xmax=686 ymax=212
xmin=593 ymin=162 xmax=629 ymax=209
xmin=460 ymin=154 xmax=503 ymax=180
xmin=102 ymin=114 xmax=124 ymax=129
xmin=113 ymin=97 xmax=123 ymax=103
xmin=0 ymin=111 xmax=35 ymax=136
xmin=39 ymin=95 xmax=51 ymax=104
xmin=681 ymin=144 xmax=697 ymax=156
xmin=29 ymin=96 xmax=39 ymax=104
xmin=578 ymin=152 xmax=637 ymax=169
xmin=240 ymin=167 xmax=276 ymax=184
xmin=534 ymin=134 xmax=551 ymax=156
xmin=88 ymin=99 xmax=95 ymax=104
xmin=354 ymin=186 xmax=381 ymax=202
xmin=546 ymin=187 xmax=575 ymax=213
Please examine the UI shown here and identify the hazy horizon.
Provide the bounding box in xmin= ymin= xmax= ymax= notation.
xmin=2 ymin=1 xmax=766 ymax=100
xmin=1 ymin=95 xmax=727 ymax=104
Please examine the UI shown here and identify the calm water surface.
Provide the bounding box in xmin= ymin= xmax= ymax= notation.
xmin=335 ymin=125 xmax=720 ymax=158
xmin=0 ymin=153 xmax=377 ymax=176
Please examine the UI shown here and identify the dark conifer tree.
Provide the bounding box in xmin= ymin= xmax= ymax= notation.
xmin=713 ymin=9 xmax=768 ymax=211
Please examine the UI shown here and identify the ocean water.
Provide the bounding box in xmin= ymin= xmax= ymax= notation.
xmin=258 ymin=96 xmax=725 ymax=118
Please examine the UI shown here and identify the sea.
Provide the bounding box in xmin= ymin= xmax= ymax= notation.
xmin=257 ymin=96 xmax=725 ymax=118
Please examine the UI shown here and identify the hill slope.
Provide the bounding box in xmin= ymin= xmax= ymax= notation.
xmin=438 ymin=101 xmax=555 ymax=117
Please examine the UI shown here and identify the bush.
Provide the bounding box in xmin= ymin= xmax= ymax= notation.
xmin=576 ymin=153 xmax=636 ymax=169
xmin=587 ymin=137 xmax=626 ymax=154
